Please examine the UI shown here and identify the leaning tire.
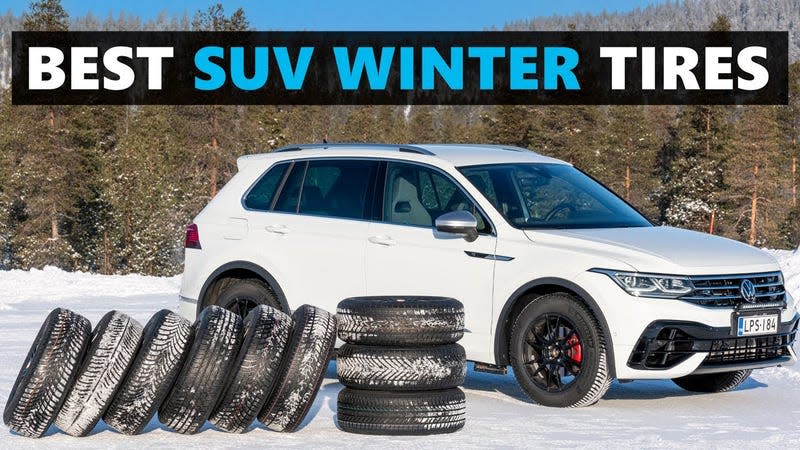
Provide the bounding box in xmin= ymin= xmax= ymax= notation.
xmin=337 ymin=388 xmax=465 ymax=435
xmin=3 ymin=308 xmax=92 ymax=438
xmin=672 ymin=369 xmax=752 ymax=393
xmin=159 ymin=306 xmax=243 ymax=434
xmin=210 ymin=305 xmax=293 ymax=433
xmin=337 ymin=344 xmax=466 ymax=391
xmin=54 ymin=311 xmax=143 ymax=436
xmin=258 ymin=305 xmax=336 ymax=432
xmin=104 ymin=310 xmax=193 ymax=435
xmin=510 ymin=293 xmax=611 ymax=408
xmin=337 ymin=296 xmax=464 ymax=346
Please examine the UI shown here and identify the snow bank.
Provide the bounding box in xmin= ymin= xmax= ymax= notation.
xmin=0 ymin=266 xmax=180 ymax=310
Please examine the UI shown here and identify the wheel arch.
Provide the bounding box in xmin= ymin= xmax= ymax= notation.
xmin=197 ymin=260 xmax=289 ymax=316
xmin=494 ymin=277 xmax=616 ymax=378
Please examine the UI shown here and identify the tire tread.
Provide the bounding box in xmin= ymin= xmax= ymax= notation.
xmin=55 ymin=311 xmax=143 ymax=436
xmin=337 ymin=344 xmax=466 ymax=391
xmin=159 ymin=306 xmax=243 ymax=434
xmin=103 ymin=310 xmax=193 ymax=435
xmin=3 ymin=308 xmax=91 ymax=438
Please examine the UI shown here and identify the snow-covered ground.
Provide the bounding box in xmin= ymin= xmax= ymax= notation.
xmin=2 ymin=251 xmax=800 ymax=448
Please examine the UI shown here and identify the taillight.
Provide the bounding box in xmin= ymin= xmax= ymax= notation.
xmin=185 ymin=224 xmax=202 ymax=249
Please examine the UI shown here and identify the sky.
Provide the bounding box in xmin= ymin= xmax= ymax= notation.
xmin=4 ymin=0 xmax=665 ymax=30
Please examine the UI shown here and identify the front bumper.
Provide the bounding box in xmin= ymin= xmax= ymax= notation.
xmin=628 ymin=316 xmax=798 ymax=375
xmin=576 ymin=270 xmax=799 ymax=379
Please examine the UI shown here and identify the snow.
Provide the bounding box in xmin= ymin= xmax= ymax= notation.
xmin=2 ymin=252 xmax=800 ymax=448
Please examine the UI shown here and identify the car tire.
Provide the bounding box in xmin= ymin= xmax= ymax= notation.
xmin=672 ymin=369 xmax=753 ymax=393
xmin=336 ymin=296 xmax=464 ymax=346
xmin=214 ymin=278 xmax=281 ymax=318
xmin=337 ymin=344 xmax=466 ymax=391
xmin=3 ymin=308 xmax=92 ymax=438
xmin=210 ymin=305 xmax=293 ymax=433
xmin=510 ymin=293 xmax=611 ymax=408
xmin=336 ymin=388 xmax=466 ymax=435
xmin=257 ymin=304 xmax=337 ymax=432
xmin=54 ymin=311 xmax=143 ymax=436
xmin=104 ymin=309 xmax=193 ymax=435
xmin=159 ymin=306 xmax=243 ymax=434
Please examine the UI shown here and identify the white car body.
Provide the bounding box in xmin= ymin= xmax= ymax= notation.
xmin=179 ymin=144 xmax=798 ymax=381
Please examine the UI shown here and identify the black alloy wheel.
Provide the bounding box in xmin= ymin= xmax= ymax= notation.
xmin=510 ymin=293 xmax=612 ymax=407
xmin=224 ymin=297 xmax=259 ymax=318
xmin=213 ymin=278 xmax=281 ymax=318
xmin=522 ymin=313 xmax=584 ymax=392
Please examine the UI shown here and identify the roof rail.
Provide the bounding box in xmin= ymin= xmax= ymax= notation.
xmin=272 ymin=143 xmax=434 ymax=156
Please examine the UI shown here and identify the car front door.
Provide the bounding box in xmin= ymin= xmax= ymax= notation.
xmin=245 ymin=158 xmax=380 ymax=313
xmin=365 ymin=161 xmax=497 ymax=362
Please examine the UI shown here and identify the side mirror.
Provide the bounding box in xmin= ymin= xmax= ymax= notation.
xmin=435 ymin=210 xmax=479 ymax=242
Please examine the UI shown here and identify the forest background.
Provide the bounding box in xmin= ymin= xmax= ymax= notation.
xmin=0 ymin=0 xmax=798 ymax=276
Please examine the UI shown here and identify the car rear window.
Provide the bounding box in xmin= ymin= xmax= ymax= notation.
xmin=243 ymin=162 xmax=290 ymax=211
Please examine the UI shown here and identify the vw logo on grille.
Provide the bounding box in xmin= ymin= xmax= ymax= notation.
xmin=740 ymin=279 xmax=757 ymax=303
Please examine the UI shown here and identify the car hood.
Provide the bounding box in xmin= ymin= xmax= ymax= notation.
xmin=523 ymin=226 xmax=779 ymax=274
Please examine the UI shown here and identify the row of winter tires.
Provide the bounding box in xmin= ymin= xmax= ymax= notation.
xmin=4 ymin=304 xmax=336 ymax=438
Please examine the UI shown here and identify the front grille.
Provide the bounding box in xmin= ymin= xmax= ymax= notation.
xmin=680 ymin=272 xmax=785 ymax=307
xmin=704 ymin=334 xmax=794 ymax=365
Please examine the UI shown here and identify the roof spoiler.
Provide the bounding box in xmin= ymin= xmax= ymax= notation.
xmin=236 ymin=154 xmax=264 ymax=171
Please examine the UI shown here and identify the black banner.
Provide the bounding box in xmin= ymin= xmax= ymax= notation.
xmin=11 ymin=31 xmax=789 ymax=105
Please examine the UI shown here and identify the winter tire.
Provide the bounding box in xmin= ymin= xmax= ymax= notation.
xmin=55 ymin=311 xmax=143 ymax=436
xmin=337 ymin=296 xmax=464 ymax=346
xmin=337 ymin=388 xmax=465 ymax=435
xmin=672 ymin=369 xmax=752 ymax=393
xmin=214 ymin=278 xmax=281 ymax=318
xmin=258 ymin=304 xmax=336 ymax=432
xmin=210 ymin=305 xmax=293 ymax=433
xmin=159 ymin=306 xmax=243 ymax=434
xmin=3 ymin=308 xmax=92 ymax=438
xmin=510 ymin=293 xmax=611 ymax=408
xmin=337 ymin=344 xmax=466 ymax=391
xmin=104 ymin=310 xmax=193 ymax=435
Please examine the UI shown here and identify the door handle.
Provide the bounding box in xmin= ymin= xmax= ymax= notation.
xmin=265 ymin=224 xmax=290 ymax=235
xmin=368 ymin=235 xmax=397 ymax=246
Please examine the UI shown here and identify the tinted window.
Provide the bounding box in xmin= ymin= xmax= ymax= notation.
xmin=243 ymin=162 xmax=290 ymax=210
xmin=384 ymin=162 xmax=489 ymax=232
xmin=298 ymin=160 xmax=379 ymax=219
xmin=459 ymin=163 xmax=651 ymax=229
xmin=274 ymin=162 xmax=306 ymax=213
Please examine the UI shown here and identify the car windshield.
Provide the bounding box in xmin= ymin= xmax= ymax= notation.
xmin=458 ymin=163 xmax=651 ymax=229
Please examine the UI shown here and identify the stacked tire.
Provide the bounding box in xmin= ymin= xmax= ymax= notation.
xmin=335 ymin=296 xmax=467 ymax=435
xmin=4 ymin=303 xmax=337 ymax=438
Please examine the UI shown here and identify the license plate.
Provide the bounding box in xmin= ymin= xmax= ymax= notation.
xmin=736 ymin=314 xmax=778 ymax=336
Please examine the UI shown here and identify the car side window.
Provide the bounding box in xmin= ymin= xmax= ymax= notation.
xmin=383 ymin=162 xmax=490 ymax=232
xmin=274 ymin=161 xmax=307 ymax=213
xmin=298 ymin=160 xmax=379 ymax=219
xmin=243 ymin=162 xmax=290 ymax=211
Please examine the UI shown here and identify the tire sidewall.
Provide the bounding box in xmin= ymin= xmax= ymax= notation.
xmin=510 ymin=294 xmax=603 ymax=407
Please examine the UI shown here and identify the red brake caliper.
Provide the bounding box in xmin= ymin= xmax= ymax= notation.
xmin=566 ymin=334 xmax=582 ymax=363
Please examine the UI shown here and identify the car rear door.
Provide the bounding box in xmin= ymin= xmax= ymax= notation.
xmin=244 ymin=158 xmax=380 ymax=313
xmin=365 ymin=160 xmax=497 ymax=361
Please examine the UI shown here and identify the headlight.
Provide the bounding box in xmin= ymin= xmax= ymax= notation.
xmin=591 ymin=269 xmax=694 ymax=298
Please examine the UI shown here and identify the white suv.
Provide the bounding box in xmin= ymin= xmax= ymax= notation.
xmin=179 ymin=143 xmax=798 ymax=407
